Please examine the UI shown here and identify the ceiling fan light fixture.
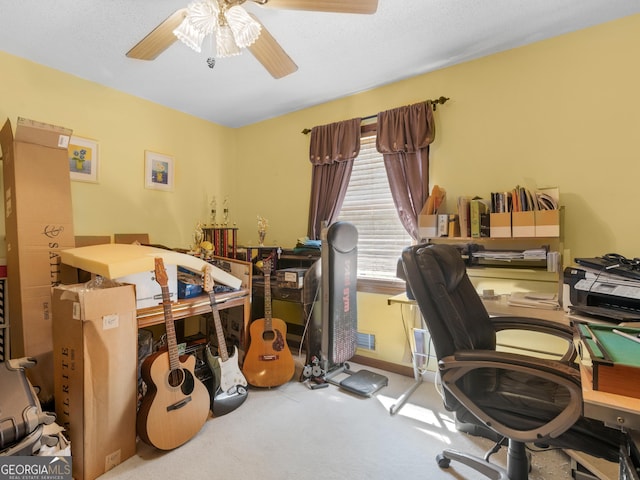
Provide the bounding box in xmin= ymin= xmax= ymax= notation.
xmin=216 ymin=24 xmax=241 ymax=57
xmin=173 ymin=18 xmax=206 ymax=52
xmin=225 ymin=5 xmax=262 ymax=48
xmin=186 ymin=1 xmax=218 ymax=34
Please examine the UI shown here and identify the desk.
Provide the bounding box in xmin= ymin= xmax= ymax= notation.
xmin=575 ymin=329 xmax=640 ymax=480
xmin=388 ymin=292 xmax=568 ymax=323
xmin=136 ymin=289 xmax=251 ymax=350
xmin=580 ymin=366 xmax=640 ymax=432
xmin=574 ymin=323 xmax=640 ymax=430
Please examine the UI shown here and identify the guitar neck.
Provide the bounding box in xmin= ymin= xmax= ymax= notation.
xmin=208 ymin=290 xmax=230 ymax=362
xmin=264 ymin=272 xmax=273 ymax=332
xmin=160 ymin=284 xmax=180 ymax=372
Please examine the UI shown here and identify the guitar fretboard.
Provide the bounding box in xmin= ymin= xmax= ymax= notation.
xmin=264 ymin=272 xmax=273 ymax=332
xmin=208 ymin=290 xmax=230 ymax=362
xmin=160 ymin=284 xmax=180 ymax=372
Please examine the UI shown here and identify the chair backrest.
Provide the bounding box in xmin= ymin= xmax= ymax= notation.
xmin=401 ymin=243 xmax=496 ymax=361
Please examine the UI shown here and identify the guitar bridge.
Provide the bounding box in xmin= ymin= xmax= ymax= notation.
xmin=259 ymin=354 xmax=280 ymax=361
xmin=167 ymin=396 xmax=192 ymax=411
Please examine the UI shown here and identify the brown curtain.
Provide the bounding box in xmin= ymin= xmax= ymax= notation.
xmin=306 ymin=118 xmax=361 ymax=240
xmin=377 ymin=101 xmax=436 ymax=240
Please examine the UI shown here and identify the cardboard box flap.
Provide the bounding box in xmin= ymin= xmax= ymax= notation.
xmin=60 ymin=243 xmax=242 ymax=289
xmin=0 ymin=119 xmax=15 ymax=162
xmin=56 ymin=283 xmax=137 ymax=320
xmin=15 ymin=117 xmax=72 ymax=150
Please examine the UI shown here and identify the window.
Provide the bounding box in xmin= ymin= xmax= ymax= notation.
xmin=337 ymin=129 xmax=413 ymax=287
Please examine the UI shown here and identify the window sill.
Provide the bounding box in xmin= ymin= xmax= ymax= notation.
xmin=356 ymin=278 xmax=406 ymax=295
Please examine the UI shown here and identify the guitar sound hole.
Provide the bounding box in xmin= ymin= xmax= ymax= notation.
xmin=262 ymin=330 xmax=275 ymax=341
xmin=168 ymin=368 xmax=185 ymax=388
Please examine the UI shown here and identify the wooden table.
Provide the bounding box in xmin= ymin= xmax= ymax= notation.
xmin=575 ymin=333 xmax=640 ymax=480
xmin=136 ymin=288 xmax=251 ymax=350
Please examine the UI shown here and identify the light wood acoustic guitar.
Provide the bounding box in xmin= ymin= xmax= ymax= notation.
xmin=203 ymin=264 xmax=248 ymax=416
xmin=136 ymin=257 xmax=210 ymax=451
xmin=242 ymin=256 xmax=295 ymax=387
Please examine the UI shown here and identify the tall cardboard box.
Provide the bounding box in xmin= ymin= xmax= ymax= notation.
xmin=52 ymin=284 xmax=137 ymax=480
xmin=0 ymin=117 xmax=76 ymax=402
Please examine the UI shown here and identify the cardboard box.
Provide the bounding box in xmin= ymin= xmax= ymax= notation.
xmin=511 ymin=211 xmax=535 ymax=237
xmin=490 ymin=212 xmax=512 ymax=238
xmin=276 ymin=268 xmax=307 ymax=289
xmin=535 ymin=209 xmax=560 ymax=237
xmin=418 ymin=194 xmax=448 ymax=239
xmin=116 ymin=264 xmax=177 ymax=309
xmin=1 ymin=117 xmax=75 ymax=402
xmin=418 ymin=214 xmax=438 ymax=239
xmin=52 ymin=284 xmax=137 ymax=480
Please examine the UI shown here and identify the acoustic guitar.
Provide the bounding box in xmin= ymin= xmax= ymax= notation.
xmin=242 ymin=256 xmax=295 ymax=387
xmin=203 ymin=264 xmax=248 ymax=416
xmin=136 ymin=257 xmax=210 ymax=451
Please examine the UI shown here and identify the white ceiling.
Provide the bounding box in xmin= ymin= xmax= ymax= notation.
xmin=1 ymin=0 xmax=639 ymax=128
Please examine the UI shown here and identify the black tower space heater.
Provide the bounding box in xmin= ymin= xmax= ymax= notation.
xmin=303 ymin=221 xmax=387 ymax=397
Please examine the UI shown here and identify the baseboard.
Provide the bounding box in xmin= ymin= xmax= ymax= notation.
xmin=351 ymin=355 xmax=413 ymax=378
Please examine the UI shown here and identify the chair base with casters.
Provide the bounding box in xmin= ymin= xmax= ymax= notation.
xmin=437 ymin=438 xmax=530 ymax=480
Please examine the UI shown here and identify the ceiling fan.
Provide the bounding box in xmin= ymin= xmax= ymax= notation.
xmin=126 ymin=0 xmax=378 ymax=79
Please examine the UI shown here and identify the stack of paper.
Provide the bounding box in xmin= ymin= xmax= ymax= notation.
xmin=472 ymin=251 xmax=526 ymax=261
xmin=507 ymin=291 xmax=560 ymax=310
xmin=523 ymin=248 xmax=547 ymax=260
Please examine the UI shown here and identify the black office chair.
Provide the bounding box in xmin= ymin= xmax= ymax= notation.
xmin=400 ymin=243 xmax=622 ymax=479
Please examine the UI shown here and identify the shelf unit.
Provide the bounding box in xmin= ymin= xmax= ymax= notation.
xmin=426 ymin=235 xmax=565 ymax=296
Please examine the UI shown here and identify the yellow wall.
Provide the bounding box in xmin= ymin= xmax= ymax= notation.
xmin=233 ymin=14 xmax=640 ymax=366
xmin=0 ymin=52 xmax=237 ymax=252
xmin=1 ymin=14 xmax=639 ymax=369
xmin=236 ymin=14 xmax=640 ymax=259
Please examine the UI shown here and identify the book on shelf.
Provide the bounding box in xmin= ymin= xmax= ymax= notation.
xmin=470 ymin=198 xmax=490 ymax=238
xmin=457 ymin=196 xmax=471 ymax=237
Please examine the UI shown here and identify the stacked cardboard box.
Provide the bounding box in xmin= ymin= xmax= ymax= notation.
xmin=52 ymin=283 xmax=137 ymax=480
xmin=0 ymin=117 xmax=76 ymax=402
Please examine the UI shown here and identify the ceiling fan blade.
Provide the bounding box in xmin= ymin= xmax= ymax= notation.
xmin=257 ymin=0 xmax=378 ymax=14
xmin=126 ymin=8 xmax=187 ymax=60
xmin=247 ymin=15 xmax=298 ymax=79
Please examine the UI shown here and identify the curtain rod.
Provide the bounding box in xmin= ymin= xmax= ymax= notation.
xmin=301 ymin=96 xmax=450 ymax=134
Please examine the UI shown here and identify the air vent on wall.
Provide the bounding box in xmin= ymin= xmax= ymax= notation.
xmin=357 ymin=332 xmax=376 ymax=351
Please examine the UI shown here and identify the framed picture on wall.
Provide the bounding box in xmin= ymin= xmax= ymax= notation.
xmin=69 ymin=136 xmax=99 ymax=183
xmin=144 ymin=150 xmax=174 ymax=191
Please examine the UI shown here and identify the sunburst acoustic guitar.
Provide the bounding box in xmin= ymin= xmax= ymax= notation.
xmin=242 ymin=256 xmax=295 ymax=387
xmin=136 ymin=257 xmax=211 ymax=450
xmin=203 ymin=264 xmax=248 ymax=416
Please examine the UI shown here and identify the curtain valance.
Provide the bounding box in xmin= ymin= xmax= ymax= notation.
xmin=309 ymin=118 xmax=361 ymax=165
xmin=376 ymin=101 xmax=435 ymax=154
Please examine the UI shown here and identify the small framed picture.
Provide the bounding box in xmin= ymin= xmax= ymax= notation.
xmin=69 ymin=136 xmax=99 ymax=183
xmin=145 ymin=151 xmax=174 ymax=191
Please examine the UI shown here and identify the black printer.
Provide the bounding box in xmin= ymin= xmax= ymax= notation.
xmin=563 ymin=264 xmax=640 ymax=322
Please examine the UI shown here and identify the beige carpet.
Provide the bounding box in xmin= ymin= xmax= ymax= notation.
xmin=100 ymin=357 xmax=581 ymax=480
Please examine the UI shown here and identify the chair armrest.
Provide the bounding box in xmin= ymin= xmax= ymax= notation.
xmin=439 ymin=349 xmax=583 ymax=444
xmin=452 ymin=349 xmax=580 ymax=381
xmin=490 ymin=315 xmax=576 ymax=363
xmin=490 ymin=315 xmax=572 ymax=337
